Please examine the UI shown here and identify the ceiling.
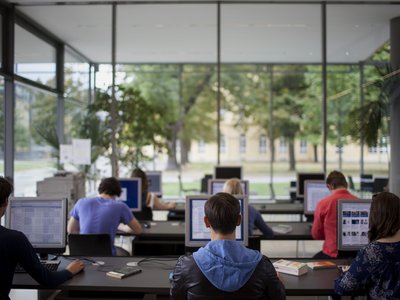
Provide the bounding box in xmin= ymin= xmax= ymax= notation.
xmin=10 ymin=1 xmax=400 ymax=64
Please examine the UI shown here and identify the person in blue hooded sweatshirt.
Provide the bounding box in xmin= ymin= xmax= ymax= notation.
xmin=170 ymin=192 xmax=285 ymax=300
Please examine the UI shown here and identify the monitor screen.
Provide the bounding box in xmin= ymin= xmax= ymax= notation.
xmin=146 ymin=171 xmax=162 ymax=196
xmin=296 ymin=172 xmax=325 ymax=198
xmin=303 ymin=180 xmax=331 ymax=215
xmin=185 ymin=195 xmax=248 ymax=247
xmin=207 ymin=179 xmax=249 ymax=195
xmin=6 ymin=197 xmax=67 ymax=255
xmin=117 ymin=178 xmax=142 ymax=212
xmin=214 ymin=166 xmax=242 ymax=180
xmin=337 ymin=199 xmax=371 ymax=251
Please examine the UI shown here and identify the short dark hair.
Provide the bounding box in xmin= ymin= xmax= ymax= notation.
xmin=326 ymin=170 xmax=347 ymax=189
xmin=0 ymin=176 xmax=13 ymax=206
xmin=131 ymin=168 xmax=148 ymax=192
xmin=368 ymin=192 xmax=400 ymax=241
xmin=204 ymin=192 xmax=240 ymax=235
xmin=98 ymin=177 xmax=122 ymax=197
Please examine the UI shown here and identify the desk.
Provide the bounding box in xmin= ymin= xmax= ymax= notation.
xmin=168 ymin=202 xmax=305 ymax=221
xmin=12 ymin=256 xmax=350 ymax=297
xmin=129 ymin=221 xmax=312 ymax=256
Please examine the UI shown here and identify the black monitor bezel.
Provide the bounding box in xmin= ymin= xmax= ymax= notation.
xmin=296 ymin=172 xmax=326 ymax=198
xmin=214 ymin=166 xmax=242 ymax=180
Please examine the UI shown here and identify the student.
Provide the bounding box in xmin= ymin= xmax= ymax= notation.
xmin=131 ymin=168 xmax=176 ymax=221
xmin=0 ymin=177 xmax=84 ymax=300
xmin=223 ymin=178 xmax=273 ymax=237
xmin=334 ymin=192 xmax=400 ymax=298
xmin=67 ymin=177 xmax=142 ymax=256
xmin=170 ymin=192 xmax=285 ymax=299
xmin=312 ymin=170 xmax=357 ymax=258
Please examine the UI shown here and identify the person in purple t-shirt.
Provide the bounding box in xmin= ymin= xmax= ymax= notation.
xmin=67 ymin=177 xmax=142 ymax=256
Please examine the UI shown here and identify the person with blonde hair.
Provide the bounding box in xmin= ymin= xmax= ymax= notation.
xmin=223 ymin=178 xmax=273 ymax=237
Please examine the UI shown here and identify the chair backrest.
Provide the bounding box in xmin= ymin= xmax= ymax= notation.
xmin=68 ymin=234 xmax=112 ymax=256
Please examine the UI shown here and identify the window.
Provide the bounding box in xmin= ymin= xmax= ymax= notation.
xmin=198 ymin=140 xmax=205 ymax=153
xmin=300 ymin=140 xmax=307 ymax=154
xmin=220 ymin=134 xmax=226 ymax=153
xmin=279 ymin=137 xmax=288 ymax=153
xmin=259 ymin=135 xmax=267 ymax=153
xmin=14 ymin=25 xmax=56 ymax=88
xmin=239 ymin=134 xmax=246 ymax=154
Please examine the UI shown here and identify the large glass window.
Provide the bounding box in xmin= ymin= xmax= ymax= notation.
xmin=327 ymin=4 xmax=399 ymax=193
xmin=14 ymin=83 xmax=57 ymax=196
xmin=0 ymin=14 xmax=2 ymax=69
xmin=115 ymin=4 xmax=217 ymax=197
xmin=221 ymin=4 xmax=322 ymax=199
xmin=0 ymin=76 xmax=4 ymax=175
xmin=14 ymin=24 xmax=56 ymax=88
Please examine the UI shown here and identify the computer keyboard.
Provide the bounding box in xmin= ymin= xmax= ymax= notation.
xmin=15 ymin=260 xmax=61 ymax=273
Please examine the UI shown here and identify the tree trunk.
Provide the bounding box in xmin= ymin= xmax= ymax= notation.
xmin=313 ymin=144 xmax=318 ymax=163
xmin=288 ymin=138 xmax=296 ymax=171
xmin=166 ymin=129 xmax=179 ymax=170
xmin=269 ymin=137 xmax=276 ymax=162
xmin=181 ymin=139 xmax=191 ymax=165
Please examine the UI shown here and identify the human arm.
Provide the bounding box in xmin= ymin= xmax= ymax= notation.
xmin=311 ymin=201 xmax=325 ymax=240
xmin=334 ymin=247 xmax=372 ymax=296
xmin=262 ymin=257 xmax=286 ymax=300
xmin=67 ymin=216 xmax=80 ymax=234
xmin=152 ymin=194 xmax=176 ymax=210
xmin=252 ymin=207 xmax=274 ymax=237
xmin=170 ymin=256 xmax=189 ymax=300
xmin=15 ymin=232 xmax=76 ymax=287
xmin=65 ymin=260 xmax=85 ymax=275
xmin=118 ymin=218 xmax=142 ymax=235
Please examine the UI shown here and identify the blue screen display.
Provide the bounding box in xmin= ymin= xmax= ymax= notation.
xmin=117 ymin=179 xmax=141 ymax=211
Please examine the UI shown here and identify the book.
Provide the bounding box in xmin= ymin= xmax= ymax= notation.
xmin=272 ymin=224 xmax=293 ymax=234
xmin=106 ymin=267 xmax=142 ymax=279
xmin=306 ymin=261 xmax=337 ymax=270
xmin=273 ymin=259 xmax=308 ymax=276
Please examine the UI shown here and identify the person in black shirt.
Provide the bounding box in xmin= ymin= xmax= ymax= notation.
xmin=0 ymin=176 xmax=84 ymax=300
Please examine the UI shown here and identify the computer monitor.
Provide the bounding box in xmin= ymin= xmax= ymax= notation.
xmin=214 ymin=166 xmax=242 ymax=180
xmin=373 ymin=177 xmax=389 ymax=193
xmin=6 ymin=197 xmax=67 ymax=256
xmin=303 ymin=180 xmax=331 ymax=215
xmin=207 ymin=179 xmax=249 ymax=195
xmin=337 ymin=199 xmax=371 ymax=251
xmin=117 ymin=178 xmax=142 ymax=212
xmin=296 ymin=172 xmax=326 ymax=198
xmin=185 ymin=195 xmax=248 ymax=247
xmin=146 ymin=171 xmax=162 ymax=196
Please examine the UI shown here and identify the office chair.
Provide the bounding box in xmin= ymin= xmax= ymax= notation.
xmin=347 ymin=175 xmax=355 ymax=191
xmin=178 ymin=174 xmax=200 ymax=195
xmin=68 ymin=233 xmax=113 ymax=256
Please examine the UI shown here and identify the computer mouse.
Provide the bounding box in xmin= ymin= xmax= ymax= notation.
xmin=143 ymin=222 xmax=151 ymax=229
xmin=93 ymin=261 xmax=105 ymax=266
xmin=126 ymin=262 xmax=138 ymax=267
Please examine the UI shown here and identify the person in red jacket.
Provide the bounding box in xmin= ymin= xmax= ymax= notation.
xmin=312 ymin=170 xmax=358 ymax=258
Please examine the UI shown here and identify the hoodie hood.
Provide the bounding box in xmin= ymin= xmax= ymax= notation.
xmin=193 ymin=240 xmax=262 ymax=292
